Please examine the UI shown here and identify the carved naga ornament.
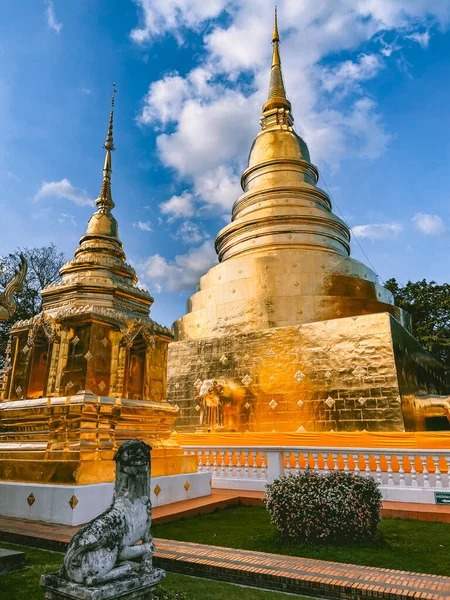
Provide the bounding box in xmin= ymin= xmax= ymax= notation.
xmin=0 ymin=253 xmax=27 ymax=320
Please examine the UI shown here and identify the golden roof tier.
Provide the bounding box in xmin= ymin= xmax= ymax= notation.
xmin=173 ymin=11 xmax=409 ymax=342
xmin=42 ymin=84 xmax=152 ymax=320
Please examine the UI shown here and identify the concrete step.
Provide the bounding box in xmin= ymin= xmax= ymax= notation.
xmin=0 ymin=547 xmax=26 ymax=574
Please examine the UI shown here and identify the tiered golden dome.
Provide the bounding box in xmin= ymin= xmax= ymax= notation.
xmin=173 ymin=11 xmax=409 ymax=341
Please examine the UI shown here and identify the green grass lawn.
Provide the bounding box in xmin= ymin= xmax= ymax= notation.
xmin=0 ymin=542 xmax=308 ymax=600
xmin=153 ymin=506 xmax=450 ymax=576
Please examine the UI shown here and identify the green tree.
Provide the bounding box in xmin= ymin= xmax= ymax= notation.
xmin=385 ymin=278 xmax=450 ymax=368
xmin=0 ymin=244 xmax=65 ymax=368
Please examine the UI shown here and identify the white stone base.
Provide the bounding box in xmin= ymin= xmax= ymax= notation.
xmin=0 ymin=472 xmax=211 ymax=526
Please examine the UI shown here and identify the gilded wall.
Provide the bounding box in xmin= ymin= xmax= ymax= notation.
xmin=168 ymin=312 xmax=447 ymax=433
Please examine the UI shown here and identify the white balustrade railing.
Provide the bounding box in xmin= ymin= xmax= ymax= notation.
xmin=182 ymin=446 xmax=450 ymax=504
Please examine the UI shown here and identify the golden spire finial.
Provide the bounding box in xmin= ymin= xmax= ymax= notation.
xmin=272 ymin=6 xmax=279 ymax=43
xmin=97 ymin=84 xmax=117 ymax=213
xmin=262 ymin=8 xmax=291 ymax=120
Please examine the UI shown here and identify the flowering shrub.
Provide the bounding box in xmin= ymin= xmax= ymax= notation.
xmin=264 ymin=470 xmax=382 ymax=545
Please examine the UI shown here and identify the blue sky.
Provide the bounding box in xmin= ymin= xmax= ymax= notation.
xmin=1 ymin=0 xmax=450 ymax=328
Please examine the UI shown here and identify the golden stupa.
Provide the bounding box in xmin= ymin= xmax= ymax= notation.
xmin=0 ymin=86 xmax=197 ymax=490
xmin=168 ymin=12 xmax=448 ymax=434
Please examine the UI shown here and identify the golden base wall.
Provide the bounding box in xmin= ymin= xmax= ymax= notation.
xmin=0 ymin=392 xmax=197 ymax=484
xmin=167 ymin=313 xmax=448 ymax=433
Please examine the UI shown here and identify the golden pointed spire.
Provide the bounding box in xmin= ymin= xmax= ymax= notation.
xmin=262 ymin=8 xmax=292 ymax=119
xmin=97 ymin=83 xmax=117 ymax=213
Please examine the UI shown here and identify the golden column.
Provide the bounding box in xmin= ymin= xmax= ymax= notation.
xmin=168 ymin=12 xmax=448 ymax=434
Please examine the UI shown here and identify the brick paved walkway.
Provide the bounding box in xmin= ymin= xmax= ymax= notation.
xmin=1 ymin=510 xmax=450 ymax=600
xmin=156 ymin=539 xmax=450 ymax=600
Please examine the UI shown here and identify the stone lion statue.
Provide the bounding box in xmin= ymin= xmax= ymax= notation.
xmin=62 ymin=440 xmax=157 ymax=587
xmin=0 ymin=253 xmax=27 ymax=321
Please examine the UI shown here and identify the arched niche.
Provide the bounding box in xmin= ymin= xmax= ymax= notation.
xmin=27 ymin=330 xmax=51 ymax=399
xmin=123 ymin=333 xmax=147 ymax=400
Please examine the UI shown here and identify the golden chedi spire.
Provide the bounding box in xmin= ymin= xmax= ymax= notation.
xmin=42 ymin=85 xmax=153 ymax=316
xmin=172 ymin=9 xmax=408 ymax=341
xmin=262 ymin=7 xmax=291 ymax=117
xmin=96 ymin=83 xmax=116 ymax=213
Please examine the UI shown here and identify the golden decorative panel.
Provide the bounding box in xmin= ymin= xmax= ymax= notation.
xmin=154 ymin=485 xmax=161 ymax=497
xmin=69 ymin=495 xmax=79 ymax=510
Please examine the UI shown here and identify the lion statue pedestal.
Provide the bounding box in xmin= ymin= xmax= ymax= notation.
xmin=40 ymin=440 xmax=165 ymax=600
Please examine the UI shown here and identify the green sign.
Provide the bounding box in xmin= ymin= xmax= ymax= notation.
xmin=435 ymin=492 xmax=450 ymax=505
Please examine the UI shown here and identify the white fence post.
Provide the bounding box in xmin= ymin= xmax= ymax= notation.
xmin=266 ymin=451 xmax=284 ymax=483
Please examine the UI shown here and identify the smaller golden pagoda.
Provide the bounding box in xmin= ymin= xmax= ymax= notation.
xmin=0 ymin=86 xmax=197 ymax=492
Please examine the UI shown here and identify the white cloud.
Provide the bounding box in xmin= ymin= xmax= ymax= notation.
xmin=35 ymin=179 xmax=94 ymax=207
xmin=138 ymin=241 xmax=217 ymax=292
xmin=351 ymin=222 xmax=403 ymax=240
xmin=321 ymin=54 xmax=384 ymax=93
xmin=130 ymin=0 xmax=228 ymax=43
xmin=160 ymin=191 xmax=195 ymax=220
xmin=134 ymin=220 xmax=152 ymax=232
xmin=45 ymin=1 xmax=63 ymax=34
xmin=58 ymin=212 xmax=77 ymax=226
xmin=407 ymin=31 xmax=430 ymax=48
xmin=173 ymin=221 xmax=209 ymax=244
xmin=412 ymin=213 xmax=447 ymax=236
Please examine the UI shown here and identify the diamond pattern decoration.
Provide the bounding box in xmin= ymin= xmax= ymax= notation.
xmin=69 ymin=495 xmax=79 ymax=510
xmin=297 ymin=399 xmax=304 ymax=408
xmin=231 ymin=289 xmax=236 ymax=294
xmin=269 ymin=375 xmax=275 ymax=381
xmin=15 ymin=385 xmax=22 ymax=395
xmin=244 ymin=402 xmax=251 ymax=410
xmin=219 ymin=354 xmax=228 ymax=365
xmin=352 ymin=366 xmax=367 ymax=378
xmin=358 ymin=397 xmax=367 ymax=406
xmin=294 ymin=282 xmax=299 ymax=287
xmin=66 ymin=381 xmax=73 ymax=389
xmin=196 ymin=359 xmax=202 ymax=365
xmin=324 ymin=371 xmax=332 ymax=379
xmin=72 ymin=336 xmax=80 ymax=346
xmin=184 ymin=480 xmax=190 ymax=492
xmin=267 ymin=349 xmax=275 ymax=357
xmin=101 ymin=337 xmax=109 ymax=347
xmin=22 ymin=345 xmax=30 ymax=355
xmin=98 ymin=381 xmax=106 ymax=392
xmin=195 ymin=405 xmax=201 ymax=412
xmin=325 ymin=396 xmax=335 ymax=408
xmin=194 ymin=378 xmax=202 ymax=388
xmin=84 ymin=351 xmax=93 ymax=362
xmin=173 ymin=404 xmax=180 ymax=411
xmin=269 ymin=399 xmax=278 ymax=410
xmin=174 ymin=382 xmax=180 ymax=390
xmin=27 ymin=493 xmax=35 ymax=506
xmin=154 ymin=485 xmax=161 ymax=497
xmin=294 ymin=370 xmax=305 ymax=383
xmin=241 ymin=374 xmax=252 ymax=386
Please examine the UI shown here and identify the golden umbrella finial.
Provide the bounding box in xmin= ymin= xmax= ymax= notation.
xmin=262 ymin=7 xmax=291 ymax=115
xmin=272 ymin=6 xmax=280 ymax=43
xmin=97 ymin=84 xmax=117 ymax=212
